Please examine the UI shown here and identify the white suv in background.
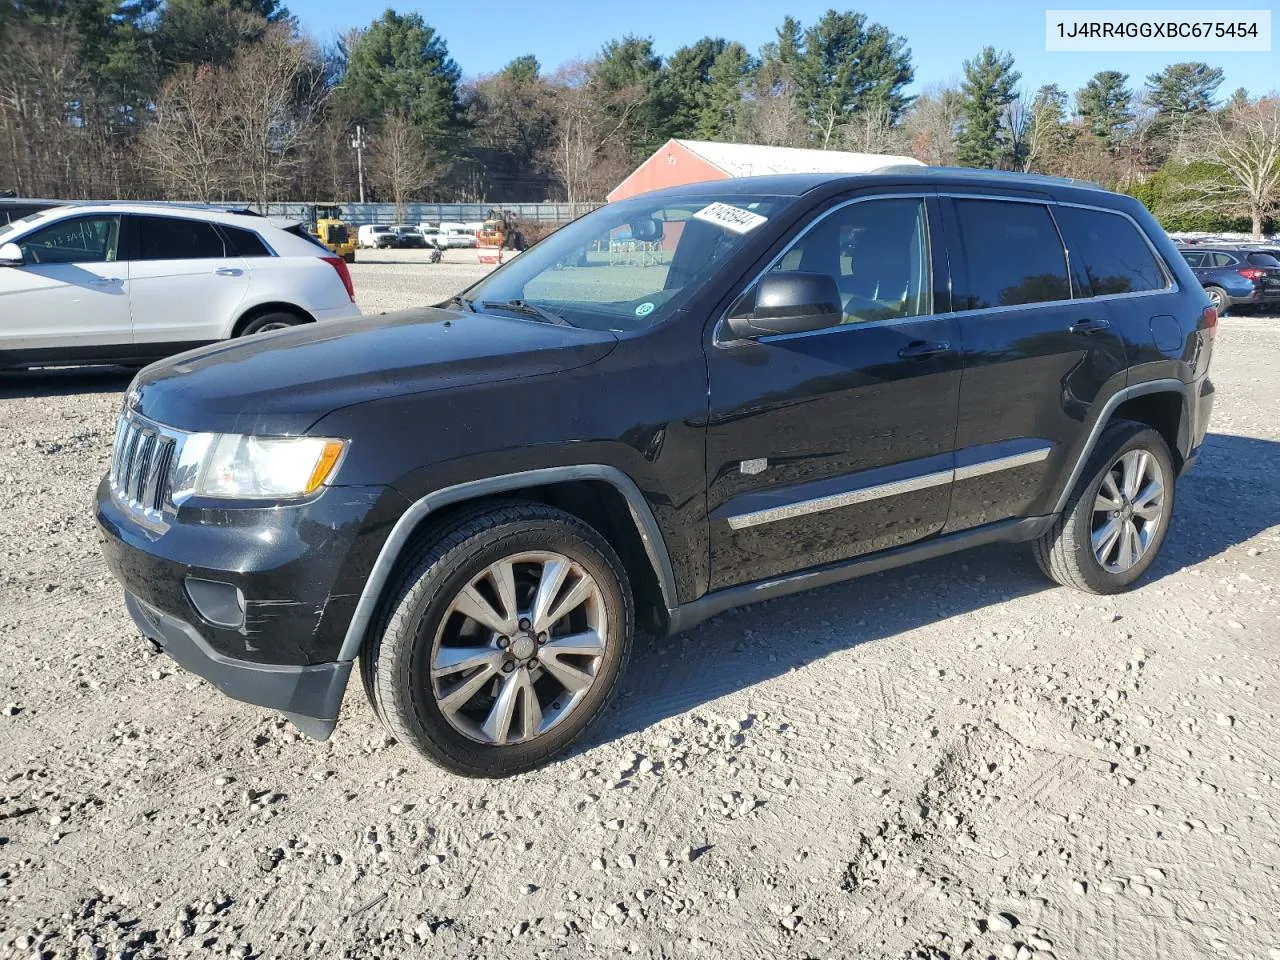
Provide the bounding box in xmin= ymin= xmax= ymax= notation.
xmin=0 ymin=204 xmax=361 ymax=370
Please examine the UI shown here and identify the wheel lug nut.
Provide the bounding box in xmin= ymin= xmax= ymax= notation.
xmin=519 ymin=618 xmax=531 ymax=630
xmin=502 ymin=660 xmax=515 ymax=673
xmin=537 ymin=632 xmax=548 ymax=644
xmin=498 ymin=637 xmax=509 ymax=648
xmin=528 ymin=658 xmax=539 ymax=669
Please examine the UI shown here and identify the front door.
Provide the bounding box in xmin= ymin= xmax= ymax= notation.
xmin=125 ymin=214 xmax=250 ymax=348
xmin=938 ymin=195 xmax=1128 ymax=532
xmin=705 ymin=194 xmax=962 ymax=590
xmin=0 ymin=214 xmax=131 ymax=359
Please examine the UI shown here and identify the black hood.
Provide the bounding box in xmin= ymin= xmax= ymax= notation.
xmin=129 ymin=306 xmax=618 ymax=435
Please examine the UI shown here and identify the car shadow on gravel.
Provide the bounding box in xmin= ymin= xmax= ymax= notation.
xmin=586 ymin=431 xmax=1280 ymax=751
xmin=0 ymin=366 xmax=136 ymax=398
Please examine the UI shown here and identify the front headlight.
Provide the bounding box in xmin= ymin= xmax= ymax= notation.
xmin=171 ymin=434 xmax=347 ymax=501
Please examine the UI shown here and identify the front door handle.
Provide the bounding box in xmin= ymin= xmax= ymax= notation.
xmin=89 ymin=277 xmax=122 ymax=286
xmin=898 ymin=340 xmax=951 ymax=360
xmin=1069 ymin=318 xmax=1111 ymax=335
xmin=215 ymin=267 xmax=244 ymax=277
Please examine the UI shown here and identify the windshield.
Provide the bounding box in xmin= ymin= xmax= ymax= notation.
xmin=464 ymin=193 xmax=786 ymax=331
xmin=0 ymin=212 xmax=45 ymax=242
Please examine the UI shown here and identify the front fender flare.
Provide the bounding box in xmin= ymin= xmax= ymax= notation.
xmin=334 ymin=464 xmax=678 ymax=661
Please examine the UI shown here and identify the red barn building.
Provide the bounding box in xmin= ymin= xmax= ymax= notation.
xmin=607 ymin=139 xmax=923 ymax=202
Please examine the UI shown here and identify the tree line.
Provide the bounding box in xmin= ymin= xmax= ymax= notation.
xmin=2 ymin=1 xmax=1277 ymax=235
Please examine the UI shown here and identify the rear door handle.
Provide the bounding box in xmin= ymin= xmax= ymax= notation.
xmin=898 ymin=340 xmax=951 ymax=359
xmin=1069 ymin=318 xmax=1111 ymax=335
xmin=215 ymin=267 xmax=244 ymax=277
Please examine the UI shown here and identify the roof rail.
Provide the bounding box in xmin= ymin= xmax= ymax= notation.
xmin=875 ymin=165 xmax=1104 ymax=190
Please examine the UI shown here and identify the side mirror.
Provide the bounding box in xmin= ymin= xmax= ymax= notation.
xmin=0 ymin=242 xmax=22 ymax=267
xmin=725 ymin=271 xmax=843 ymax=339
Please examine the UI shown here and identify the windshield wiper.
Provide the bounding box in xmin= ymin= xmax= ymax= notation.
xmin=444 ymin=294 xmax=476 ymax=312
xmin=480 ymin=299 xmax=572 ymax=326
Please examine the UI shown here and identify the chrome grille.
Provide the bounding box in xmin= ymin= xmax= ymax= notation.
xmin=109 ymin=415 xmax=177 ymax=516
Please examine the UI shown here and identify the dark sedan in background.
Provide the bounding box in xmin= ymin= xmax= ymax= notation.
xmin=1180 ymin=246 xmax=1280 ymax=314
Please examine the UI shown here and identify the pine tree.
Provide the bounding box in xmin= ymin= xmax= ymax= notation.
xmin=1075 ymin=71 xmax=1133 ymax=153
xmin=955 ymin=47 xmax=1020 ymax=168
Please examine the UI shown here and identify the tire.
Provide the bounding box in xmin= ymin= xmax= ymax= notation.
xmin=361 ymin=502 xmax=634 ymax=777
xmin=1032 ymin=421 xmax=1176 ymax=594
xmin=344 ymin=252 xmax=356 ymax=264
xmin=428 ymin=248 xmax=443 ymax=264
xmin=238 ymin=311 xmax=306 ymax=336
xmin=1204 ymin=286 xmax=1229 ymax=314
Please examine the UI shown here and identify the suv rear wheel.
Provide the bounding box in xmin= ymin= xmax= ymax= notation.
xmin=1032 ymin=421 xmax=1175 ymax=594
xmin=361 ymin=502 xmax=633 ymax=777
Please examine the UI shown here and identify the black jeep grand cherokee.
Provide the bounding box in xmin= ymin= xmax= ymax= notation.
xmin=97 ymin=168 xmax=1216 ymax=777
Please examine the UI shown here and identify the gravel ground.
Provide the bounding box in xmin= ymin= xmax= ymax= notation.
xmin=0 ymin=261 xmax=1277 ymax=960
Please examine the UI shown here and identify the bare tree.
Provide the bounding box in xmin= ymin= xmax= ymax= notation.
xmin=1002 ymin=94 xmax=1030 ymax=170
xmin=1172 ymin=97 xmax=1280 ymax=238
xmin=224 ymin=28 xmax=325 ymax=207
xmin=903 ymin=84 xmax=963 ymax=166
xmin=841 ymin=101 xmax=906 ymax=154
xmin=0 ymin=22 xmax=86 ymax=196
xmin=143 ymin=65 xmax=233 ymax=201
xmin=738 ymin=68 xmax=807 ymax=148
xmin=370 ymin=112 xmax=432 ymax=218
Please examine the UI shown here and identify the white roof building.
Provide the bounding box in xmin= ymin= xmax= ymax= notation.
xmin=608 ymin=139 xmax=922 ymax=201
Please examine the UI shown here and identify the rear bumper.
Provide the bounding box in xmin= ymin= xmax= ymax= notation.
xmin=314 ymin=303 xmax=362 ymax=323
xmin=1183 ymin=376 xmax=1214 ymax=473
xmin=125 ymin=592 xmax=349 ymax=739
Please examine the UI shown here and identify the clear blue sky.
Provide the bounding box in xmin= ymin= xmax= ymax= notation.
xmin=295 ymin=0 xmax=1276 ymax=100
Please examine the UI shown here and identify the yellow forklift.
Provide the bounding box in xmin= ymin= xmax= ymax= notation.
xmin=305 ymin=204 xmax=357 ymax=263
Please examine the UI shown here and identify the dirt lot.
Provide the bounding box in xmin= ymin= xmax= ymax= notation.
xmin=1 ymin=259 xmax=1277 ymax=960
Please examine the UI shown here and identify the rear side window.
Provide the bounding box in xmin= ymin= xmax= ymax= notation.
xmin=1247 ymin=252 xmax=1280 ymax=268
xmin=1181 ymin=251 xmax=1205 ymax=268
xmin=951 ymin=199 xmax=1070 ymax=309
xmin=136 ymin=216 xmax=226 ymax=260
xmin=1208 ymin=252 xmax=1237 ymax=267
xmin=1054 ymin=206 xmax=1168 ymax=296
xmin=221 ymin=225 xmax=272 ymax=257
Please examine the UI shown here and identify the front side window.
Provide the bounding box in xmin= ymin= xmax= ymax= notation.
xmin=136 ymin=216 xmax=226 ymax=261
xmin=952 ymin=199 xmax=1070 ymax=309
xmin=18 ymin=215 xmax=121 ymax=265
xmin=467 ymin=193 xmax=787 ymax=331
xmin=1055 ymin=206 xmax=1167 ymax=296
xmin=769 ymin=197 xmax=932 ymax=324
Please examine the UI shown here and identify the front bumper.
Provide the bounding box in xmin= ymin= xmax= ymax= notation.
xmin=125 ymin=592 xmax=350 ymax=739
xmin=96 ymin=476 xmax=408 ymax=735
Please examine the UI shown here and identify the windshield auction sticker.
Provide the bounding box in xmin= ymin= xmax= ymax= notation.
xmin=692 ymin=202 xmax=769 ymax=235
xmin=1046 ymin=9 xmax=1271 ymax=51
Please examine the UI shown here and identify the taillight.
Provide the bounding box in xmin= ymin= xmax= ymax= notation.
xmin=1202 ymin=305 xmax=1218 ymax=337
xmin=1237 ymin=267 xmax=1265 ymax=281
xmin=321 ymin=256 xmax=355 ymax=302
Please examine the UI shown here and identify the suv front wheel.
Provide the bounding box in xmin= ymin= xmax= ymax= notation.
xmin=1032 ymin=421 xmax=1176 ymax=594
xmin=361 ymin=502 xmax=633 ymax=777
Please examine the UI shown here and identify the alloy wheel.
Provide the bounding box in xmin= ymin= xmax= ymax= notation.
xmin=1091 ymin=449 xmax=1166 ymax=573
xmin=430 ymin=551 xmax=607 ymax=746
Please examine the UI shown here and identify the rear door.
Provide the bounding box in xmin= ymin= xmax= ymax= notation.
xmin=125 ymin=214 xmax=250 ymax=348
xmin=939 ymin=195 xmax=1127 ymax=533
xmin=0 ymin=214 xmax=131 ymax=357
xmin=705 ymin=193 xmax=962 ymax=589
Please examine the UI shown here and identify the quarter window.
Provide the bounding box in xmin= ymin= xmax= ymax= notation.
xmin=952 ymin=199 xmax=1070 ymax=309
xmin=18 ymin=215 xmax=121 ymax=265
xmin=135 ymin=216 xmax=226 ymax=260
xmin=770 ymin=197 xmax=933 ymax=323
xmin=1055 ymin=206 xmax=1167 ymax=296
xmin=221 ymin=225 xmax=271 ymax=257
